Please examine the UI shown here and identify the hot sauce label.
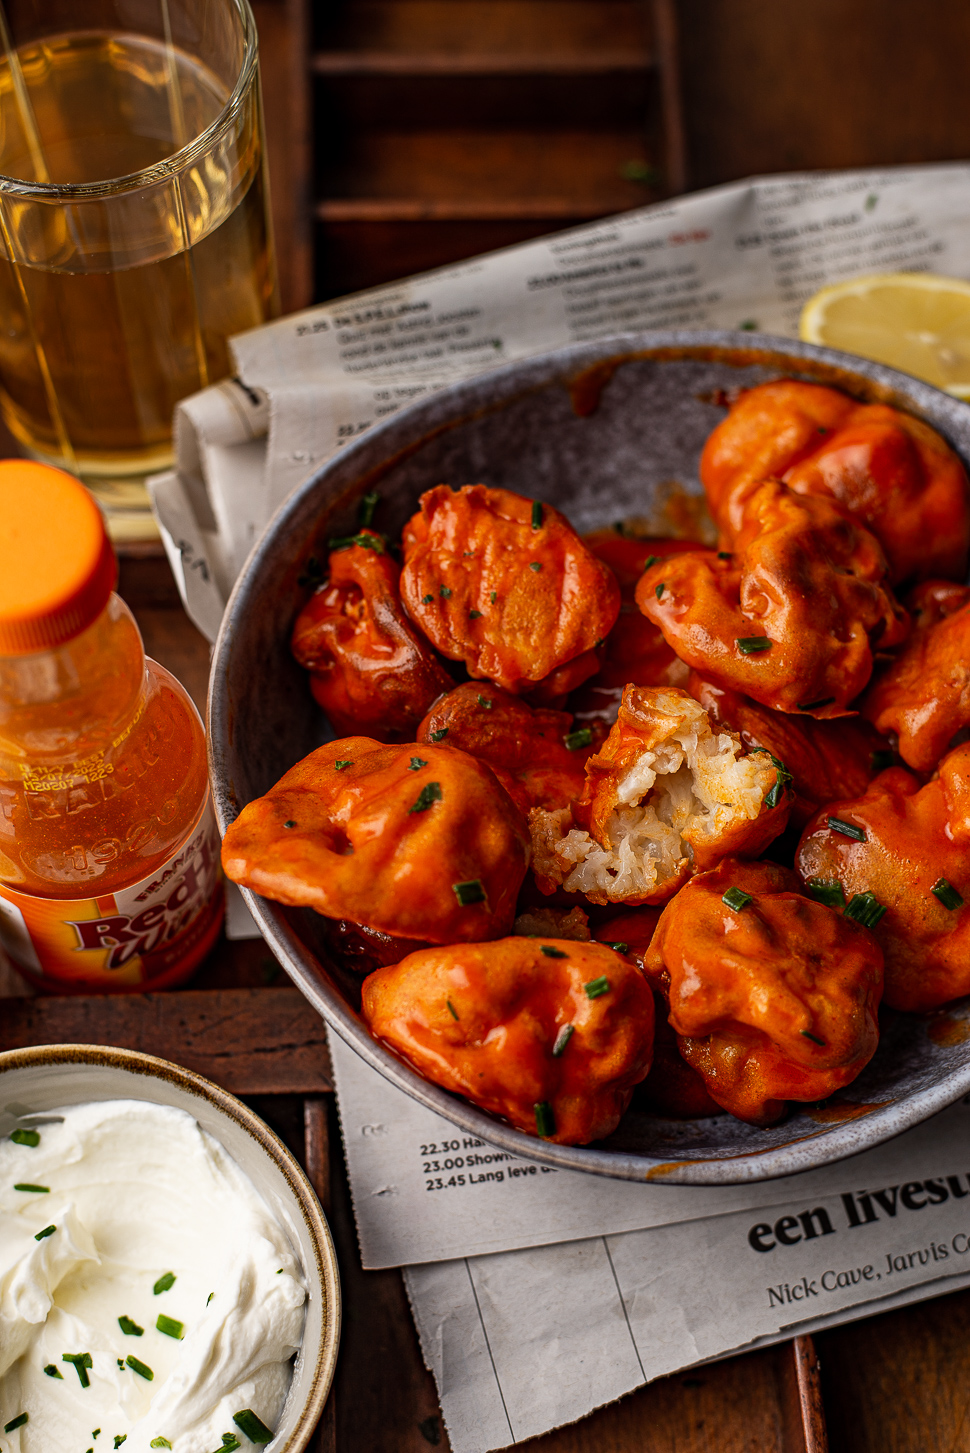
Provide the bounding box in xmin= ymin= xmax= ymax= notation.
xmin=0 ymin=795 xmax=223 ymax=990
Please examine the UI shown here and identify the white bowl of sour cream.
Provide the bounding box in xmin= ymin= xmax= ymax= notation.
xmin=0 ymin=1044 xmax=339 ymax=1453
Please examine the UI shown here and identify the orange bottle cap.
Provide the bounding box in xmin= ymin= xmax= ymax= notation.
xmin=0 ymin=461 xmax=117 ymax=655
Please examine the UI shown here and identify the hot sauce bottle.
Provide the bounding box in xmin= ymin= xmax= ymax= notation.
xmin=0 ymin=462 xmax=223 ymax=991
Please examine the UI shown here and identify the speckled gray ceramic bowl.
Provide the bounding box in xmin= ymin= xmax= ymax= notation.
xmin=209 ymin=329 xmax=970 ymax=1184
xmin=0 ymin=1044 xmax=340 ymax=1450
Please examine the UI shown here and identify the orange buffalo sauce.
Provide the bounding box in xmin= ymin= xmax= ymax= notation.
xmin=0 ymin=462 xmax=222 ymax=991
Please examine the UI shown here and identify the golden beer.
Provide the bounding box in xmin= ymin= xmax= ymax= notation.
xmin=0 ymin=10 xmax=277 ymax=495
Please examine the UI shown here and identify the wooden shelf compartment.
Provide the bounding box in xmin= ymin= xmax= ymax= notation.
xmin=310 ymin=0 xmax=672 ymax=297
xmin=314 ymin=0 xmax=652 ymax=58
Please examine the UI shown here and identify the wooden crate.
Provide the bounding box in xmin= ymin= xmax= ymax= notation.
xmin=259 ymin=0 xmax=685 ymax=303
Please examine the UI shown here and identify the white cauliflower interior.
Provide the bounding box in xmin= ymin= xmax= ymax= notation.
xmin=530 ymin=694 xmax=775 ymax=903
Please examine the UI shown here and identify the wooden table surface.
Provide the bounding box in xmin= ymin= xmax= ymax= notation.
xmin=4 ymin=550 xmax=970 ymax=1453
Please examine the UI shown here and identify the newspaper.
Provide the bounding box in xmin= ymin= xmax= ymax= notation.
xmin=328 ymin=1031 xmax=970 ymax=1270
xmin=150 ymin=161 xmax=970 ymax=640
xmin=332 ymin=1031 xmax=970 ymax=1451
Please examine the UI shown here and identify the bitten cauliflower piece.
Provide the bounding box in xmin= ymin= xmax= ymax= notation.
xmin=530 ymin=686 xmax=788 ymax=905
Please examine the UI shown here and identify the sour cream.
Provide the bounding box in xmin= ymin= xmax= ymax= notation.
xmin=0 ymin=1100 xmax=306 ymax=1453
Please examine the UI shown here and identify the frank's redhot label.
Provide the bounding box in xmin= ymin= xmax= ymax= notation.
xmin=0 ymin=796 xmax=223 ymax=990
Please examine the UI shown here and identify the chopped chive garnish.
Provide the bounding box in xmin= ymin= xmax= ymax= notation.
xmin=334 ymin=759 xmax=352 ymax=771
xmin=603 ymin=942 xmax=628 ymax=952
xmin=808 ymin=878 xmax=847 ymax=909
xmin=564 ymin=726 xmax=593 ymax=750
xmin=736 ymin=636 xmax=771 ymax=654
xmin=453 ymin=879 xmax=486 ymax=906
xmin=801 ymin=1030 xmax=826 ymax=1047
xmin=408 ymin=756 xmax=428 ymax=771
xmin=584 ymin=976 xmax=611 ymax=999
xmin=764 ymin=777 xmax=786 ymax=809
xmin=446 ymin=999 xmax=459 ymax=1020
xmin=751 ymin=749 xmax=793 ymax=787
xmin=233 ymin=1409 xmax=274 ymax=1443
xmin=440 ymin=585 xmax=452 ymax=598
xmin=655 ymin=582 xmax=665 ymax=599
xmin=118 ymin=1315 xmax=143 ymax=1337
xmin=150 ymin=1440 xmax=172 ymax=1449
xmin=422 ymin=593 xmax=433 ymax=604
xmin=126 ymin=1355 xmax=154 ymax=1381
xmin=44 ymin=1364 xmax=63 ymax=1378
xmin=115 ymin=1439 xmax=127 ymax=1449
xmin=218 ymin=1437 xmax=241 ymax=1451
xmin=798 ymin=697 xmax=835 ymax=712
xmin=717 ymin=551 xmax=732 ymax=560
xmin=722 ymin=886 xmax=753 ymax=912
xmin=283 ymin=820 xmax=296 ymax=829
xmin=534 ymin=1102 xmax=556 ymax=1138
xmin=4 ymin=1414 xmax=27 ymax=1433
xmin=117 ymin=1359 xmax=125 ymax=1369
xmin=327 ymin=532 xmax=384 ymax=554
xmin=871 ymin=750 xmax=896 ymax=772
xmin=932 ymin=878 xmax=964 ymax=911
xmin=14 ymin=1183 xmax=48 ymax=1192
xmin=469 ymin=609 xmax=482 ymax=618
xmin=477 ymin=694 xmax=493 ymax=708
xmin=11 ymin=1128 xmax=39 ymax=1147
xmin=156 ymin=1314 xmax=184 ymax=1340
xmin=64 ymin=1352 xmax=93 ymax=1386
xmin=552 ymin=1025 xmax=574 ymax=1057
xmin=529 ymin=561 xmax=542 ymax=572
xmin=490 ymin=590 xmax=497 ymax=603
xmin=844 ymin=892 xmax=888 ymax=929
xmin=828 ymin=817 xmax=866 ymax=841
xmin=93 ymin=1431 xmax=100 ymax=1439
xmin=410 ymin=781 xmax=442 ymax=813
xmin=208 ymin=1292 xmax=215 ymax=1304
xmin=153 ymin=1272 xmax=176 ymax=1295
xmin=644 ymin=554 xmax=661 ymax=568
xmin=532 ymin=500 xmax=543 ymax=530
xmin=35 ymin=1224 xmax=55 ymax=1240
xmin=430 ymin=727 xmax=448 ymax=742
xmin=540 ymin=945 xmax=568 ymax=958
xmin=762 ymin=753 xmax=792 ymax=807
xmin=358 ymin=490 xmax=380 ymax=528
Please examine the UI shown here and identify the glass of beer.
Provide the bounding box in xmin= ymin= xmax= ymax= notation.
xmin=0 ymin=0 xmax=279 ymax=535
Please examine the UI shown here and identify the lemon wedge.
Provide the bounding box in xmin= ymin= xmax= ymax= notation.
xmin=799 ymin=271 xmax=970 ymax=400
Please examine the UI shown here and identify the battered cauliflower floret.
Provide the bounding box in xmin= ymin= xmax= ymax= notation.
xmin=530 ymin=686 xmax=788 ymax=905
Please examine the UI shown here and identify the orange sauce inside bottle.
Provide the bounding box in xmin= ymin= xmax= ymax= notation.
xmin=0 ymin=595 xmax=209 ymax=898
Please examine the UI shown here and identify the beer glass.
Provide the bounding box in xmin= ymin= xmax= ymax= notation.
xmin=0 ymin=0 xmax=279 ymax=535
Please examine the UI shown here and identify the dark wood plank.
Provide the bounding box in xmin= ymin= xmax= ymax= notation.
xmin=653 ymin=0 xmax=688 ymax=194
xmin=0 ymin=988 xmax=333 ymax=1097
xmin=779 ymin=1337 xmax=829 ymax=1453
xmin=317 ymin=1 xmax=650 ymax=55
xmin=677 ymin=0 xmax=970 ymax=189
xmin=304 ymin=1096 xmax=333 ymax=1216
xmin=312 ymin=51 xmax=654 ymax=75
xmin=816 ymin=1286 xmax=970 ymax=1453
xmin=251 ymin=0 xmax=314 ymax=313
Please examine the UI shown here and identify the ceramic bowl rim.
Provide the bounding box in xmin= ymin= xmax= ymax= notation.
xmin=0 ymin=1041 xmax=340 ymax=1450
